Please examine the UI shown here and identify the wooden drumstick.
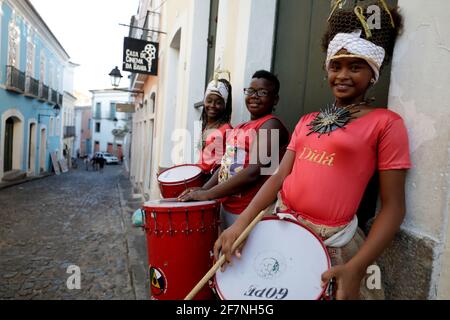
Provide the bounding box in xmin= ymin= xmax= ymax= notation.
xmin=184 ymin=209 xmax=267 ymax=300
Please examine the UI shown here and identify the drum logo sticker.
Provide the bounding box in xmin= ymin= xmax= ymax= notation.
xmin=253 ymin=251 xmax=287 ymax=280
xmin=150 ymin=267 xmax=167 ymax=296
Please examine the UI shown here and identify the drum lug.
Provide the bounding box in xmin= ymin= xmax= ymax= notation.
xmin=167 ymin=210 xmax=174 ymax=236
xmin=152 ymin=210 xmax=161 ymax=236
xmin=183 ymin=209 xmax=192 ymax=235
xmin=199 ymin=208 xmax=206 ymax=233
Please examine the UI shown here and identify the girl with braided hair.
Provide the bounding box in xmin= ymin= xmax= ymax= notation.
xmin=214 ymin=1 xmax=410 ymax=300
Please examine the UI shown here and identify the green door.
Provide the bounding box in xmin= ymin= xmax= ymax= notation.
xmin=4 ymin=118 xmax=14 ymax=172
xmin=272 ymin=0 xmax=397 ymax=132
xmin=205 ymin=0 xmax=220 ymax=86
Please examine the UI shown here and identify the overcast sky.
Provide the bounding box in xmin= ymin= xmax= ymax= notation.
xmin=30 ymin=0 xmax=140 ymax=95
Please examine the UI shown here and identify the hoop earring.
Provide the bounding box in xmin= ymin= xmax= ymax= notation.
xmin=370 ymin=79 xmax=376 ymax=85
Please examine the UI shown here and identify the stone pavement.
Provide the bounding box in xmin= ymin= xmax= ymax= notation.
xmin=0 ymin=161 xmax=149 ymax=300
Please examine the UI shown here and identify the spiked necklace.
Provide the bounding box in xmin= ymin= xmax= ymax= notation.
xmin=306 ymin=101 xmax=369 ymax=137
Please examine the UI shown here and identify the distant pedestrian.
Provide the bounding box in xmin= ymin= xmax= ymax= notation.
xmin=98 ymin=156 xmax=106 ymax=173
xmin=84 ymin=156 xmax=89 ymax=171
xmin=91 ymin=155 xmax=97 ymax=171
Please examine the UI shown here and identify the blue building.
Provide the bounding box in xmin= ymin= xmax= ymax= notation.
xmin=0 ymin=0 xmax=70 ymax=181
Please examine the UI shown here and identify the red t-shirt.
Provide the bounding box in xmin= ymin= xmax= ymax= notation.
xmin=281 ymin=108 xmax=412 ymax=227
xmin=219 ymin=114 xmax=289 ymax=214
xmin=197 ymin=123 xmax=232 ymax=173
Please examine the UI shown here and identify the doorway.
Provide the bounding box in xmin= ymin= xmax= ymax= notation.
xmin=272 ymin=0 xmax=397 ymax=132
xmin=28 ymin=122 xmax=37 ymax=174
xmin=39 ymin=128 xmax=47 ymax=172
xmin=4 ymin=118 xmax=14 ymax=172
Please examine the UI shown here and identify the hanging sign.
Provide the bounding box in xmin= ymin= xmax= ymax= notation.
xmin=116 ymin=103 xmax=135 ymax=113
xmin=122 ymin=37 xmax=158 ymax=76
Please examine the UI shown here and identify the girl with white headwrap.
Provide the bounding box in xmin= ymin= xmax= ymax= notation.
xmin=214 ymin=1 xmax=411 ymax=300
xmin=197 ymin=78 xmax=233 ymax=175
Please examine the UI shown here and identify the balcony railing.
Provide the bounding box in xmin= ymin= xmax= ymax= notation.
xmin=63 ymin=126 xmax=76 ymax=138
xmin=5 ymin=66 xmax=63 ymax=104
xmin=5 ymin=65 xmax=25 ymax=93
xmin=25 ymin=76 xmax=40 ymax=97
xmin=51 ymin=89 xmax=58 ymax=104
xmin=39 ymin=83 xmax=50 ymax=101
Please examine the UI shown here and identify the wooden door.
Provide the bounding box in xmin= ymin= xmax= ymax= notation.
xmin=4 ymin=118 xmax=14 ymax=172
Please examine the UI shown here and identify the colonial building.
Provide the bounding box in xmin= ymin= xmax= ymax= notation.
xmin=74 ymin=105 xmax=91 ymax=158
xmin=61 ymin=61 xmax=78 ymax=166
xmin=89 ymin=89 xmax=130 ymax=159
xmin=125 ymin=0 xmax=450 ymax=299
xmin=0 ymin=0 xmax=73 ymax=181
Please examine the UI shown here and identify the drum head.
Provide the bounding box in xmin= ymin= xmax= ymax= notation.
xmin=158 ymin=165 xmax=202 ymax=183
xmin=215 ymin=218 xmax=330 ymax=300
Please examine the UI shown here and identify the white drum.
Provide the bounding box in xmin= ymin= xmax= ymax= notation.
xmin=214 ymin=217 xmax=330 ymax=300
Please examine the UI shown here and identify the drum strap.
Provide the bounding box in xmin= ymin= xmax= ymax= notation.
xmin=323 ymin=215 xmax=358 ymax=248
xmin=277 ymin=213 xmax=358 ymax=248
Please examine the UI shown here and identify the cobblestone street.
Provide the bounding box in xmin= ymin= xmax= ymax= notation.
xmin=0 ymin=162 xmax=148 ymax=300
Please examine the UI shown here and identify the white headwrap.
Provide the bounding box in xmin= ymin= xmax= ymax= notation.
xmin=326 ymin=30 xmax=386 ymax=83
xmin=205 ymin=80 xmax=229 ymax=105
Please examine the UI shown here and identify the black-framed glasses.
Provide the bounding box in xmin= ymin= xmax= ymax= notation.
xmin=243 ymin=88 xmax=271 ymax=97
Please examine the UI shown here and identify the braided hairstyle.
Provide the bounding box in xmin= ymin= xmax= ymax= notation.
xmin=322 ymin=0 xmax=403 ymax=67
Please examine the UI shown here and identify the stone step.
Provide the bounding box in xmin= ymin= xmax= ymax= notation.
xmin=2 ymin=170 xmax=27 ymax=182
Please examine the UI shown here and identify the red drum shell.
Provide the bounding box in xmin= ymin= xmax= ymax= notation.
xmin=143 ymin=199 xmax=219 ymax=300
xmin=157 ymin=165 xmax=204 ymax=198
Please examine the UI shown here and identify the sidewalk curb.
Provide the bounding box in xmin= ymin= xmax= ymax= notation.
xmin=0 ymin=173 xmax=53 ymax=191
xmin=117 ymin=172 xmax=149 ymax=300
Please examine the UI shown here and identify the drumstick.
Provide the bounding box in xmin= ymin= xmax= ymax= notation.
xmin=184 ymin=209 xmax=267 ymax=300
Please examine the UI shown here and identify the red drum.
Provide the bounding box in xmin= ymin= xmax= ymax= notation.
xmin=214 ymin=216 xmax=331 ymax=300
xmin=143 ymin=199 xmax=220 ymax=300
xmin=157 ymin=165 xmax=204 ymax=198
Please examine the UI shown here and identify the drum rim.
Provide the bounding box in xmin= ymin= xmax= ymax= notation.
xmin=214 ymin=216 xmax=331 ymax=301
xmin=143 ymin=199 xmax=218 ymax=211
xmin=157 ymin=164 xmax=203 ymax=184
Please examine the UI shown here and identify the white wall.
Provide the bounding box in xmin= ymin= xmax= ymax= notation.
xmin=389 ymin=0 xmax=450 ymax=299
xmin=90 ymin=90 xmax=130 ymax=154
xmin=214 ymin=0 xmax=277 ymax=125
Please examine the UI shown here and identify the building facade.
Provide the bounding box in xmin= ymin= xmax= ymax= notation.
xmin=90 ymin=89 xmax=130 ymax=159
xmin=0 ymin=0 xmax=71 ymax=180
xmin=74 ymin=105 xmax=91 ymax=158
xmin=126 ymin=0 xmax=450 ymax=299
xmin=61 ymin=61 xmax=78 ymax=165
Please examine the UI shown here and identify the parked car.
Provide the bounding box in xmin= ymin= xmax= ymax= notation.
xmin=94 ymin=152 xmax=119 ymax=164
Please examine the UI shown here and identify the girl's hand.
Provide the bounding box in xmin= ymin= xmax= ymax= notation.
xmin=214 ymin=223 xmax=247 ymax=272
xmin=178 ymin=189 xmax=213 ymax=202
xmin=178 ymin=187 xmax=202 ymax=199
xmin=321 ymin=263 xmax=365 ymax=300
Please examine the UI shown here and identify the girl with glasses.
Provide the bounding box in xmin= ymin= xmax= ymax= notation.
xmin=180 ymin=70 xmax=290 ymax=231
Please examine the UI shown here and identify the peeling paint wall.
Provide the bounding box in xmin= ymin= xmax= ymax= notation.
xmin=389 ymin=0 xmax=450 ymax=299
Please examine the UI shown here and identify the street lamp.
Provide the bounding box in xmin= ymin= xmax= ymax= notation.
xmin=108 ymin=66 xmax=144 ymax=96
xmin=109 ymin=66 xmax=123 ymax=87
xmin=38 ymin=104 xmax=61 ymax=123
